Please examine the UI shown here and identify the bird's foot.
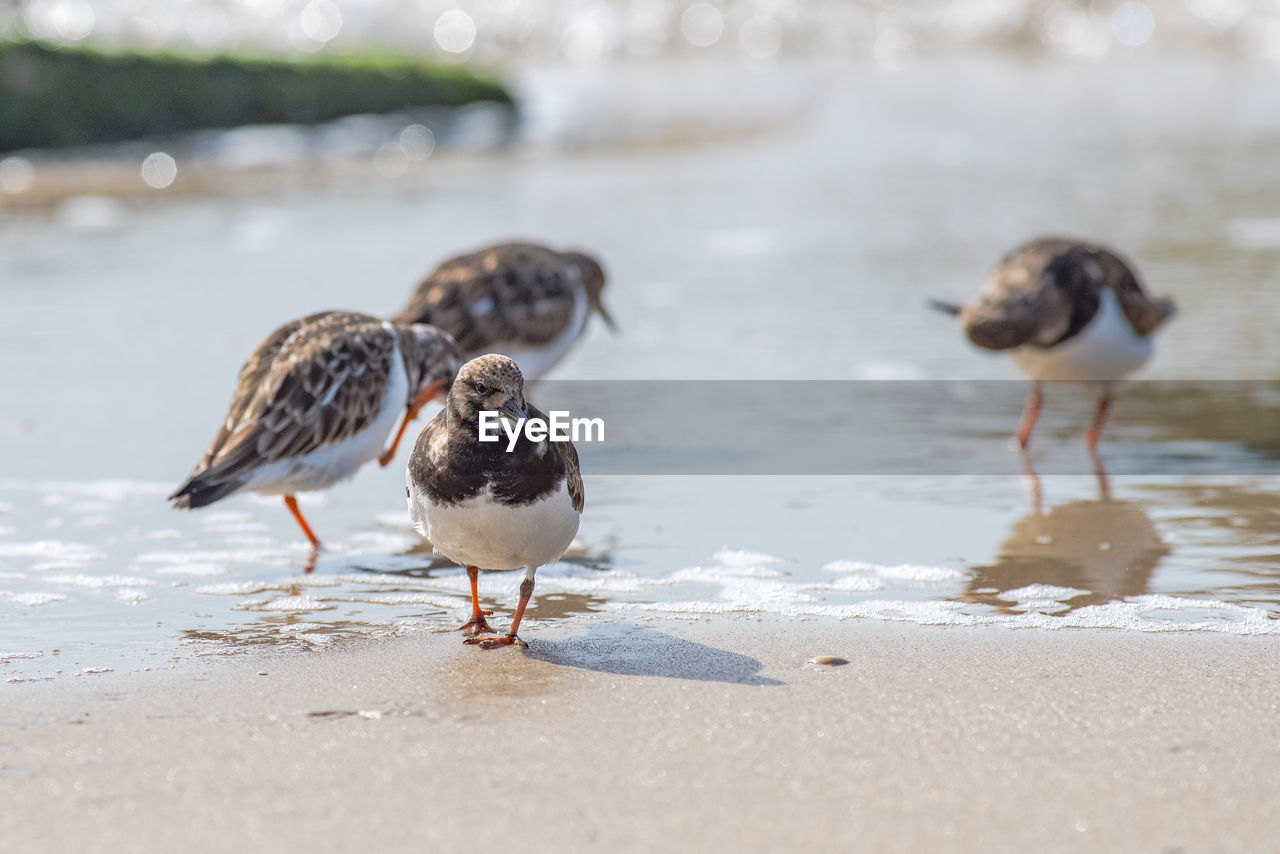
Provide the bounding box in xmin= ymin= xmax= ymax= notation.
xmin=465 ymin=634 xmax=528 ymax=650
xmin=456 ymin=612 xmax=495 ymax=637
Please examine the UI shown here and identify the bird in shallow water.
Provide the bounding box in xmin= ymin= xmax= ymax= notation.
xmin=931 ymin=237 xmax=1175 ymax=453
xmin=170 ymin=311 xmax=461 ymax=550
xmin=392 ymin=241 xmax=615 ymax=381
xmin=406 ymin=355 xmax=583 ymax=649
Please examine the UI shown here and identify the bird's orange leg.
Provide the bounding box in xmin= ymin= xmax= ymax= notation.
xmin=283 ymin=494 xmax=321 ymax=552
xmin=379 ymin=380 xmax=444 ymax=467
xmin=468 ymin=575 xmax=533 ymax=650
xmin=457 ymin=565 xmax=496 ymax=637
xmin=1012 ymin=383 xmax=1043 ymax=450
xmin=1085 ymin=395 xmax=1112 ymax=455
xmin=1017 ymin=449 xmax=1043 ymax=516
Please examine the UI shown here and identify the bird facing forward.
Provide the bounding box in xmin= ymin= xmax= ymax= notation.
xmin=392 ymin=241 xmax=615 ymax=381
xmin=406 ymin=355 xmax=583 ymax=649
xmin=932 ymin=237 xmax=1175 ymax=453
xmin=171 ymin=311 xmax=461 ymax=549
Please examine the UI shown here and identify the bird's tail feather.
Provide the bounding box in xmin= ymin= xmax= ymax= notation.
xmin=169 ymin=473 xmax=243 ymax=510
xmin=927 ymin=298 xmax=963 ymax=317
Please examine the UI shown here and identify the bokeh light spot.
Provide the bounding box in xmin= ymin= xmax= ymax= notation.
xmin=1113 ymin=2 xmax=1155 ymax=46
xmin=680 ymin=3 xmax=723 ymax=48
xmin=186 ymin=4 xmax=229 ymax=48
xmin=399 ymin=124 xmax=435 ymax=160
xmin=300 ymin=0 xmax=343 ymax=43
xmin=24 ymin=0 xmax=96 ymax=41
xmin=434 ymin=9 xmax=476 ymax=53
xmin=739 ymin=15 xmax=782 ymax=60
xmin=141 ymin=152 xmax=178 ymax=189
xmin=0 ymin=157 xmax=35 ymax=194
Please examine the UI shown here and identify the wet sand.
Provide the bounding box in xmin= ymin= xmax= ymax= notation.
xmin=4 ymin=617 xmax=1277 ymax=852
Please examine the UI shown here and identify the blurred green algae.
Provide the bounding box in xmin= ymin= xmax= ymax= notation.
xmin=0 ymin=40 xmax=513 ymax=152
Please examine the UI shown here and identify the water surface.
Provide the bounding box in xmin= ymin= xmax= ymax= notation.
xmin=3 ymin=60 xmax=1280 ymax=680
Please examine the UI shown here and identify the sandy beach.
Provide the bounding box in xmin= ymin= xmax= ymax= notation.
xmin=5 ymin=617 xmax=1278 ymax=852
xmin=4 ymin=48 xmax=1280 ymax=854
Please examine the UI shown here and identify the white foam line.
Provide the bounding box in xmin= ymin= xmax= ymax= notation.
xmin=0 ymin=591 xmax=68 ymax=607
xmin=605 ymin=595 xmax=1280 ymax=635
xmin=1001 ymin=584 xmax=1090 ymax=602
xmin=149 ymin=563 xmax=227 ymax=577
xmin=234 ymin=596 xmax=336 ymax=613
xmin=135 ymin=548 xmax=295 ymax=567
xmin=196 ymin=577 xmax=343 ymax=595
xmin=711 ymin=548 xmax=790 ymax=567
xmin=0 ymin=541 xmax=105 ymax=562
xmin=822 ymin=560 xmax=965 ymax=584
xmin=46 ymin=574 xmax=154 ymax=589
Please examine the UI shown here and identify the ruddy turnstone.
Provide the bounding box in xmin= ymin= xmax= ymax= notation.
xmin=392 ymin=241 xmax=615 ymax=381
xmin=406 ymin=354 xmax=583 ymax=649
xmin=931 ymin=237 xmax=1175 ymax=452
xmin=170 ymin=311 xmax=461 ymax=549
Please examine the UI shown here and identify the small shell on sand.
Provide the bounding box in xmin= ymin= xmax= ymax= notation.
xmin=807 ymin=655 xmax=849 ymax=667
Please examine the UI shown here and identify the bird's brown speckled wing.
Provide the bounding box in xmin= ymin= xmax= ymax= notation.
xmin=393 ymin=243 xmax=581 ymax=352
xmin=959 ymin=239 xmax=1080 ymax=351
xmin=557 ymin=429 xmax=585 ymax=513
xmin=184 ymin=311 xmax=396 ymax=488
xmin=561 ymin=443 xmax=584 ymax=513
xmin=523 ymin=402 xmax=584 ymax=512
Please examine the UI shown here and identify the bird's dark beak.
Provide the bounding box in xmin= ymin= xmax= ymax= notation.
xmin=498 ymin=397 xmax=526 ymax=423
xmin=597 ymin=303 xmax=619 ymax=333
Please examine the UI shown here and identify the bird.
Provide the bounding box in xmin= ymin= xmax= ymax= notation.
xmin=170 ymin=311 xmax=461 ymax=550
xmin=391 ymin=241 xmax=615 ymax=381
xmin=931 ymin=237 xmax=1175 ymax=453
xmin=406 ymin=354 xmax=583 ymax=649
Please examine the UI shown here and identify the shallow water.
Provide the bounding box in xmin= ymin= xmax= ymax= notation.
xmin=3 ymin=59 xmax=1280 ymax=680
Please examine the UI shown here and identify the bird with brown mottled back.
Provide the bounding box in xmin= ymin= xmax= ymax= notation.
xmin=406 ymin=354 xmax=583 ymax=650
xmin=930 ymin=237 xmax=1175 ymax=453
xmin=393 ymin=241 xmax=615 ymax=380
xmin=170 ymin=311 xmax=460 ymax=553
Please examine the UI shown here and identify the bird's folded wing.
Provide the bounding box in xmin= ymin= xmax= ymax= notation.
xmin=395 ymin=244 xmax=580 ymax=351
xmin=959 ymin=275 xmax=1072 ymax=351
xmin=194 ymin=313 xmax=396 ymax=480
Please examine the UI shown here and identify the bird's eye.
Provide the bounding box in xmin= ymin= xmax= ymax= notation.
xmin=475 ymin=381 xmax=488 ymax=395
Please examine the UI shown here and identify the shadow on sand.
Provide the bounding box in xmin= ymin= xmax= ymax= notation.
xmin=527 ymin=623 xmax=783 ymax=687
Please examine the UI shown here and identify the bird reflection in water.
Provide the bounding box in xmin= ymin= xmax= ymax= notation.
xmin=961 ymin=454 xmax=1168 ymax=614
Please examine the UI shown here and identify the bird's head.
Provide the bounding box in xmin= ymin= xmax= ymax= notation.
xmin=398 ymin=323 xmax=462 ymax=408
xmin=448 ymin=354 xmax=526 ymax=425
xmin=564 ymin=250 xmax=616 ymax=333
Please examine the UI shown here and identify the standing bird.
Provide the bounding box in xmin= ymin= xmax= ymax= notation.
xmin=931 ymin=237 xmax=1175 ymax=453
xmin=170 ymin=311 xmax=461 ymax=549
xmin=406 ymin=355 xmax=583 ymax=649
xmin=392 ymin=241 xmax=615 ymax=381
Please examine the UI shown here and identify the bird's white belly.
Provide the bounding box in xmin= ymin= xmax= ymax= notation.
xmin=248 ymin=337 xmax=408 ymax=494
xmin=1010 ymin=288 xmax=1152 ymax=383
xmin=409 ymin=481 xmax=580 ymax=571
xmin=484 ymin=286 xmax=589 ymax=382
